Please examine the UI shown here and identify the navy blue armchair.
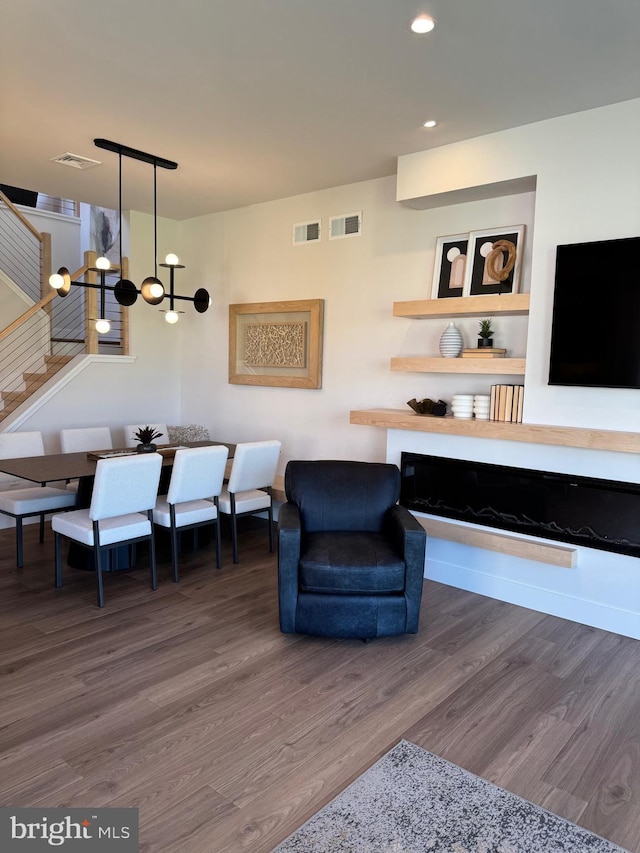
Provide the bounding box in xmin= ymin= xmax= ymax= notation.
xmin=278 ymin=460 xmax=427 ymax=639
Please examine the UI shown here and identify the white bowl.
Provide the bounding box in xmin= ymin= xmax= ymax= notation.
xmin=452 ymin=394 xmax=474 ymax=403
xmin=452 ymin=411 xmax=473 ymax=419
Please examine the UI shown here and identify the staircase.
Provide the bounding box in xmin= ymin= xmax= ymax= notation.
xmin=0 ymin=355 xmax=74 ymax=423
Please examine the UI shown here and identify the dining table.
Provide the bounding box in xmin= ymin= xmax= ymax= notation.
xmin=0 ymin=440 xmax=235 ymax=572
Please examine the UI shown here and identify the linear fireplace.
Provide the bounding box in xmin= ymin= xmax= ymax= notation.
xmin=400 ymin=452 xmax=640 ymax=559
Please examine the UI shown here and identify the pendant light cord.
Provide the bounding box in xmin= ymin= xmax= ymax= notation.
xmin=118 ymin=152 xmax=123 ymax=271
xmin=153 ymin=162 xmax=158 ymax=278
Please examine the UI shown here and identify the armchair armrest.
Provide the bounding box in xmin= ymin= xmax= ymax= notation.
xmin=277 ymin=502 xmax=302 ymax=632
xmin=386 ymin=505 xmax=427 ymax=633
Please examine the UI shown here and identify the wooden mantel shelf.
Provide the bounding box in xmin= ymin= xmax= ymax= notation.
xmin=349 ymin=408 xmax=640 ymax=454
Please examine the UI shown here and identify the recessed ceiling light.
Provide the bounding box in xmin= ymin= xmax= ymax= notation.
xmin=423 ymin=120 xmax=438 ymax=128
xmin=411 ymin=15 xmax=436 ymax=34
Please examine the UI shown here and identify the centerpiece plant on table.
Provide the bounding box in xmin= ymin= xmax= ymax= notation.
xmin=132 ymin=426 xmax=164 ymax=453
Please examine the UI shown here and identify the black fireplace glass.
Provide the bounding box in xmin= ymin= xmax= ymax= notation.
xmin=400 ymin=452 xmax=640 ymax=558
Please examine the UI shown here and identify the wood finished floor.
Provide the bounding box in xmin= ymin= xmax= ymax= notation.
xmin=1 ymin=520 xmax=639 ymax=853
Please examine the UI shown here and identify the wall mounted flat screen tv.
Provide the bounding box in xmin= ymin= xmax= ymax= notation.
xmin=548 ymin=236 xmax=640 ymax=388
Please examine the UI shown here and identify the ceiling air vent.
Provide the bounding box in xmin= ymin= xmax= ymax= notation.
xmin=329 ymin=211 xmax=362 ymax=240
xmin=293 ymin=220 xmax=321 ymax=245
xmin=50 ymin=152 xmax=102 ymax=170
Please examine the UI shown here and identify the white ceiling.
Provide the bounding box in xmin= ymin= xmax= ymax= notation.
xmin=2 ymin=0 xmax=640 ymax=220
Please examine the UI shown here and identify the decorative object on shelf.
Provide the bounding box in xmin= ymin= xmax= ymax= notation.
xmin=132 ymin=425 xmax=164 ymax=453
xmin=229 ymin=299 xmax=324 ymax=389
xmin=463 ymin=225 xmax=525 ymax=297
xmin=407 ymin=398 xmax=447 ymax=416
xmin=431 ymin=233 xmax=468 ymax=299
xmin=461 ymin=347 xmax=507 ymax=358
xmin=473 ymin=394 xmax=491 ymax=420
xmin=49 ymin=139 xmax=210 ymax=333
xmin=451 ymin=393 xmax=474 ymax=419
xmin=439 ymin=321 xmax=463 ymax=358
xmin=489 ymin=384 xmax=524 ymax=422
xmin=478 ymin=318 xmax=494 ymax=347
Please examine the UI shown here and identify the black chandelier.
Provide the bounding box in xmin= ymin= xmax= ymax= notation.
xmin=49 ymin=138 xmax=210 ymax=331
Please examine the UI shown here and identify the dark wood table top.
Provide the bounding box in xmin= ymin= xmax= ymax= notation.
xmin=0 ymin=441 xmax=235 ymax=485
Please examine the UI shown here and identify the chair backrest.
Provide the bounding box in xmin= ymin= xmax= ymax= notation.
xmin=284 ymin=460 xmax=400 ymax=533
xmin=90 ymin=453 xmax=163 ymax=521
xmin=167 ymin=445 xmax=229 ymax=505
xmin=60 ymin=427 xmax=113 ymax=454
xmin=0 ymin=431 xmax=44 ymax=459
xmin=227 ymin=440 xmax=281 ymax=494
xmin=123 ymin=423 xmax=169 ymax=448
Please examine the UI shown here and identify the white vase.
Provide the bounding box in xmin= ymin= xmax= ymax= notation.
xmin=439 ymin=322 xmax=463 ymax=358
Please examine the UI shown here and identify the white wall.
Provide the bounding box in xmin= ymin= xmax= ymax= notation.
xmin=398 ymin=97 xmax=640 ymax=434
xmin=24 ymin=208 xmax=83 ymax=278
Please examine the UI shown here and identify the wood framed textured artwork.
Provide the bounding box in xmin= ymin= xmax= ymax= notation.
xmin=463 ymin=225 xmax=525 ymax=297
xmin=229 ymin=299 xmax=324 ymax=388
xmin=431 ymin=233 xmax=469 ymax=299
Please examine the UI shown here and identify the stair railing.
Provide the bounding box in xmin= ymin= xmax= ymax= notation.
xmin=0 ymin=188 xmax=49 ymax=303
xmin=0 ymin=192 xmax=131 ymax=421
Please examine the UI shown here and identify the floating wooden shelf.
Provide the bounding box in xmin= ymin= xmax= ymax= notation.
xmin=393 ymin=293 xmax=530 ymax=319
xmin=415 ymin=516 xmax=577 ymax=568
xmin=349 ymin=408 xmax=640 ymax=454
xmin=390 ymin=356 xmax=526 ymax=375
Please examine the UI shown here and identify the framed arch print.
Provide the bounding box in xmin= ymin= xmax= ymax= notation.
xmin=463 ymin=225 xmax=525 ymax=297
xmin=431 ymin=233 xmax=468 ymax=299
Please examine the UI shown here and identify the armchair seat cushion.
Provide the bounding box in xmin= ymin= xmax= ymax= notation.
xmin=299 ymin=531 xmax=406 ymax=595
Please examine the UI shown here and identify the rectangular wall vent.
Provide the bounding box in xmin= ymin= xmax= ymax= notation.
xmin=293 ymin=220 xmax=321 ymax=245
xmin=329 ymin=211 xmax=362 ymax=240
xmin=50 ymin=152 xmax=102 ymax=170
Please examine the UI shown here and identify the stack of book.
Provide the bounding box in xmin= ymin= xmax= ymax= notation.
xmin=460 ymin=347 xmax=507 ymax=358
xmin=489 ymin=384 xmax=524 ymax=422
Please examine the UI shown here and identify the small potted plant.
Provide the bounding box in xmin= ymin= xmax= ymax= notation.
xmin=132 ymin=425 xmax=164 ymax=453
xmin=478 ymin=318 xmax=494 ymax=348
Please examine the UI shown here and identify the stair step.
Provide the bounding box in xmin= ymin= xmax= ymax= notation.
xmin=1 ymin=355 xmax=73 ymax=417
xmin=1 ymin=390 xmax=30 ymax=404
xmin=0 ymin=400 xmax=17 ymax=416
xmin=23 ymin=372 xmax=54 ymax=390
xmin=45 ymin=355 xmax=73 ymax=366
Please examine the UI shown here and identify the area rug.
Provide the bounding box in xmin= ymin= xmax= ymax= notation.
xmin=272 ymin=740 xmax=629 ymax=852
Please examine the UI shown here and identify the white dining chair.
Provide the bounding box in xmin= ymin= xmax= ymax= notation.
xmin=60 ymin=426 xmax=113 ymax=454
xmin=0 ymin=431 xmax=76 ymax=568
xmin=52 ymin=452 xmax=163 ymax=607
xmin=60 ymin=427 xmax=114 ymax=493
xmin=218 ymin=440 xmax=281 ymax=564
xmin=153 ymin=444 xmax=229 ymax=582
xmin=124 ymin=423 xmax=169 ymax=448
